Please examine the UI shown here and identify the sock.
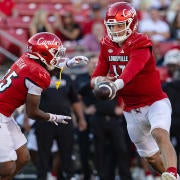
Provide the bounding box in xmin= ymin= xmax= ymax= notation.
xmin=166 ymin=167 xmax=177 ymax=178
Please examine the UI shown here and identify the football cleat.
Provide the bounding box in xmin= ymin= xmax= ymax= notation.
xmin=161 ymin=172 xmax=179 ymax=180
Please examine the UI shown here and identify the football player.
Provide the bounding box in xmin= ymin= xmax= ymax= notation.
xmin=0 ymin=32 xmax=88 ymax=179
xmin=91 ymin=2 xmax=178 ymax=180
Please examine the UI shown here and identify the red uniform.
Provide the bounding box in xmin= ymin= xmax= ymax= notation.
xmin=91 ymin=32 xmax=167 ymax=111
xmin=0 ymin=53 xmax=50 ymax=116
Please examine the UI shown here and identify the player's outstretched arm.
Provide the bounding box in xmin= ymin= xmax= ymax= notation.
xmin=26 ymin=94 xmax=71 ymax=125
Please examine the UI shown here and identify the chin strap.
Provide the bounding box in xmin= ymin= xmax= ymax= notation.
xmin=55 ymin=67 xmax=64 ymax=90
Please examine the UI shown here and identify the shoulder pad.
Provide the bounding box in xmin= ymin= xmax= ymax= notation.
xmin=130 ymin=33 xmax=152 ymax=49
xmin=26 ymin=59 xmax=50 ymax=90
xmin=101 ymin=35 xmax=115 ymax=48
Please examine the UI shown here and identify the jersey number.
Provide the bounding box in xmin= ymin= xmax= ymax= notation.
xmin=112 ymin=65 xmax=125 ymax=77
xmin=0 ymin=71 xmax=18 ymax=92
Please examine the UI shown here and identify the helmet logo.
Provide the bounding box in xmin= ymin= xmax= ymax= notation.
xmin=37 ymin=37 xmax=59 ymax=48
xmin=123 ymin=8 xmax=136 ymax=17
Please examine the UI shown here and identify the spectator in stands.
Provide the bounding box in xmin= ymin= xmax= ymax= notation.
xmin=0 ymin=0 xmax=17 ymax=21
xmin=156 ymin=48 xmax=180 ymax=84
xmin=83 ymin=2 xmax=104 ymax=36
xmin=138 ymin=7 xmax=170 ymax=43
xmin=163 ymin=49 xmax=180 ymax=81
xmin=53 ymin=11 xmax=83 ymax=42
xmin=68 ymin=0 xmax=91 ymax=27
xmin=139 ymin=0 xmax=171 ymax=12
xmin=170 ymin=11 xmax=180 ymax=41
xmin=166 ymin=0 xmax=180 ymax=24
xmin=79 ymin=22 xmax=105 ymax=53
xmin=29 ymin=8 xmax=54 ymax=37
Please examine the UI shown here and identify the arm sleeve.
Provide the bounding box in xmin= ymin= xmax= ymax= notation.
xmin=119 ymin=47 xmax=151 ymax=85
xmin=25 ymin=79 xmax=43 ymax=96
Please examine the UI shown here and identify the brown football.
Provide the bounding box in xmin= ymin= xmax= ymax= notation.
xmin=93 ymin=81 xmax=117 ymax=100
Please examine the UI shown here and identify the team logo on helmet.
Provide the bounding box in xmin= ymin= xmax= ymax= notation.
xmin=122 ymin=8 xmax=136 ymax=18
xmin=37 ymin=38 xmax=60 ymax=48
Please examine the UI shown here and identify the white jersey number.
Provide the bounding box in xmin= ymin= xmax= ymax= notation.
xmin=0 ymin=71 xmax=18 ymax=92
xmin=112 ymin=65 xmax=125 ymax=78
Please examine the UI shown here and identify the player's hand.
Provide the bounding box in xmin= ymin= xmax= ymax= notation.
xmin=66 ymin=56 xmax=89 ymax=67
xmin=48 ymin=113 xmax=71 ymax=126
xmin=91 ymin=76 xmax=111 ymax=88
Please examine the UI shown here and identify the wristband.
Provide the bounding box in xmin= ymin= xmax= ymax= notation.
xmin=114 ymin=79 xmax=124 ymax=90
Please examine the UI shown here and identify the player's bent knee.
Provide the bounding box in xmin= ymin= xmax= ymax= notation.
xmin=0 ymin=161 xmax=16 ymax=176
xmin=19 ymin=151 xmax=30 ymax=167
xmin=16 ymin=145 xmax=30 ymax=167
xmin=151 ymin=128 xmax=169 ymax=144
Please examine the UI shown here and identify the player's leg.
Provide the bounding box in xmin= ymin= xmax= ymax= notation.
xmin=151 ymin=128 xmax=177 ymax=170
xmin=0 ymin=161 xmax=16 ymax=177
xmin=0 ymin=115 xmax=17 ymax=177
xmin=145 ymin=151 xmax=165 ymax=174
xmin=123 ymin=107 xmax=165 ymax=173
xmin=0 ymin=116 xmax=29 ymax=179
xmin=13 ymin=145 xmax=30 ymax=176
xmin=1 ymin=145 xmax=30 ymax=180
xmin=149 ymin=98 xmax=178 ymax=179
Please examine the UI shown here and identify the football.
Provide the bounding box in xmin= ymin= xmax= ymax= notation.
xmin=93 ymin=81 xmax=117 ymax=100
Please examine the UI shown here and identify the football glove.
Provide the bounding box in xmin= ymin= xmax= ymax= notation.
xmin=66 ymin=56 xmax=89 ymax=67
xmin=91 ymin=76 xmax=112 ymax=88
xmin=48 ymin=113 xmax=71 ymax=125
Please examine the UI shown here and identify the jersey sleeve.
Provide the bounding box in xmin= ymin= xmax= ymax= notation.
xmin=119 ymin=47 xmax=151 ymax=85
xmin=91 ymin=41 xmax=110 ymax=79
xmin=25 ymin=79 xmax=43 ymax=95
xmin=28 ymin=66 xmax=51 ymax=90
xmin=118 ymin=34 xmax=153 ymax=85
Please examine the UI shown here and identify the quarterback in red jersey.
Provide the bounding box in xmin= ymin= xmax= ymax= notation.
xmin=91 ymin=2 xmax=178 ymax=180
xmin=0 ymin=32 xmax=88 ymax=179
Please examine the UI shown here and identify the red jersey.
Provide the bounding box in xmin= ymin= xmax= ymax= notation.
xmin=0 ymin=53 xmax=50 ymax=116
xmin=91 ymin=32 xmax=167 ymax=111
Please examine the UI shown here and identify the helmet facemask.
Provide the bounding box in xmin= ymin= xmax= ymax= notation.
xmin=105 ymin=18 xmax=133 ymax=43
xmin=33 ymin=45 xmax=67 ymax=71
xmin=49 ymin=45 xmax=67 ymax=69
